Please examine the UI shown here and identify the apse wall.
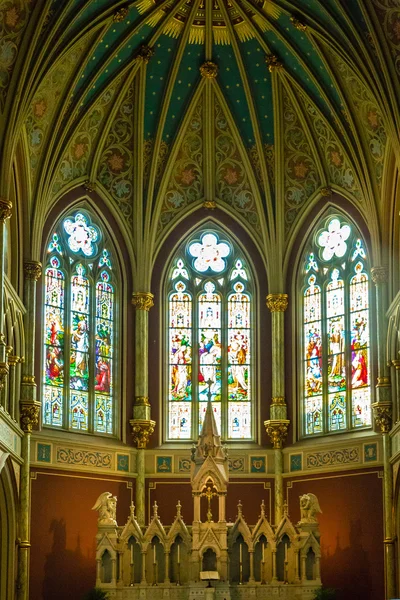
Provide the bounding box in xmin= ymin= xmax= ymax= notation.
xmin=29 ymin=464 xmax=383 ymax=600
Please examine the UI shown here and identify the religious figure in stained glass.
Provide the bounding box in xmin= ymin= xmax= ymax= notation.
xmin=42 ymin=210 xmax=116 ymax=435
xmin=167 ymin=230 xmax=253 ymax=441
xmin=302 ymin=216 xmax=371 ymax=436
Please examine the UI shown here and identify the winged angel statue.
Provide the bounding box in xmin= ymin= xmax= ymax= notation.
xmin=92 ymin=492 xmax=117 ymax=525
xmin=299 ymin=493 xmax=322 ymax=523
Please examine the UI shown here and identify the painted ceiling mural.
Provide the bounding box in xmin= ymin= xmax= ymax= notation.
xmin=0 ymin=0 xmax=399 ymax=282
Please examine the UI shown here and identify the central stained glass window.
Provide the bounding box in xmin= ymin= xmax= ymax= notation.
xmin=302 ymin=215 xmax=372 ymax=436
xmin=42 ymin=211 xmax=116 ymax=435
xmin=167 ymin=230 xmax=253 ymax=441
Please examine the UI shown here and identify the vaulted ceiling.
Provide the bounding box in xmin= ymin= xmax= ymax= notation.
xmin=1 ymin=0 xmax=399 ymax=286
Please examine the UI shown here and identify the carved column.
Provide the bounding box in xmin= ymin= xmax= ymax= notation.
xmin=272 ymin=549 xmax=277 ymax=582
xmin=17 ymin=261 xmax=42 ymax=600
xmin=392 ymin=359 xmax=400 ymax=425
xmin=130 ymin=292 xmax=155 ymax=526
xmin=249 ymin=550 xmax=255 ymax=583
xmin=164 ymin=551 xmax=170 ymax=583
xmin=17 ymin=404 xmax=40 ymax=600
xmin=264 ymin=294 xmax=289 ymax=525
xmin=0 ymin=198 xmax=12 ymax=390
xmin=141 ymin=551 xmax=147 ymax=584
xmin=8 ymin=354 xmax=21 ymax=420
xmin=370 ymin=267 xmax=395 ymax=600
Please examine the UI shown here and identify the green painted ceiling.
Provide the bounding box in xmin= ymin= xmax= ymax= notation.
xmin=47 ymin=0 xmax=359 ymax=148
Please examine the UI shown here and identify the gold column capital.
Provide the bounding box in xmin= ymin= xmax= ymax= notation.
xmin=8 ymin=355 xmax=21 ymax=367
xmin=200 ymin=61 xmax=218 ymax=78
xmin=130 ymin=418 xmax=156 ymax=449
xmin=0 ymin=197 xmax=12 ymax=222
xmin=20 ymin=401 xmax=41 ymax=433
xmin=371 ymin=266 xmax=388 ymax=285
xmin=264 ymin=419 xmax=290 ymax=449
xmin=392 ymin=359 xmax=400 ymax=369
xmin=266 ymin=293 xmax=288 ymax=312
xmin=24 ymin=261 xmax=43 ymax=281
xmin=132 ymin=292 xmax=154 ymax=311
xmin=372 ymin=401 xmax=392 ymax=434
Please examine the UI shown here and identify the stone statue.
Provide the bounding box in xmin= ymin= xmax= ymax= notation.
xmin=92 ymin=492 xmax=117 ymax=525
xmin=299 ymin=493 xmax=322 ymax=523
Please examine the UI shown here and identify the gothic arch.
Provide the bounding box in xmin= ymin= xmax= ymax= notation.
xmin=0 ymin=457 xmax=18 ymax=600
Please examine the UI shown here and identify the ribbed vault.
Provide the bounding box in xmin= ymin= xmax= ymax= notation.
xmin=0 ymin=0 xmax=400 ymax=286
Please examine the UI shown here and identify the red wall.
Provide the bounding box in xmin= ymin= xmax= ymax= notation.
xmin=30 ymin=468 xmax=384 ymax=600
xmin=30 ymin=469 xmax=133 ymax=600
xmin=286 ymin=469 xmax=384 ymax=600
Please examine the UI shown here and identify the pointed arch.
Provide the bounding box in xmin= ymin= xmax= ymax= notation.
xmin=163 ymin=221 xmax=256 ymax=442
xmin=296 ymin=208 xmax=373 ymax=437
xmin=41 ymin=201 xmax=122 ymax=436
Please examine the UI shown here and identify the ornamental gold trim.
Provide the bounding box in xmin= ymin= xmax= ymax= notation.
xmin=8 ymin=355 xmax=21 ymax=367
xmin=83 ymin=180 xmax=96 ymax=192
xmin=265 ymin=55 xmax=283 ymax=72
xmin=272 ymin=396 xmax=286 ymax=405
xmin=136 ymin=45 xmax=155 ymax=63
xmin=113 ymin=6 xmax=128 ymax=22
xmin=130 ymin=419 xmax=156 ymax=449
xmin=131 ymin=292 xmax=154 ymax=311
xmin=0 ymin=197 xmax=12 ymax=222
xmin=135 ymin=396 xmax=150 ymax=406
xmin=371 ymin=266 xmax=388 ymax=285
xmin=372 ymin=401 xmax=392 ymax=434
xmin=24 ymin=261 xmax=43 ymax=281
xmin=203 ymin=199 xmax=217 ymax=210
xmin=264 ymin=419 xmax=290 ymax=449
xmin=320 ymin=186 xmax=332 ymax=197
xmin=266 ymin=293 xmax=288 ymax=312
xmin=290 ymin=16 xmax=307 ymax=31
xmin=200 ymin=61 xmax=218 ymax=78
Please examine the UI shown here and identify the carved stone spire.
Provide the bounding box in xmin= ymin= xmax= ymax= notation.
xmin=194 ymin=396 xmax=226 ymax=463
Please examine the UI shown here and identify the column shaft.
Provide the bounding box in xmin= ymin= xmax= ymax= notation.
xmin=274 ymin=449 xmax=283 ymax=525
xmin=265 ymin=294 xmax=289 ymax=527
xmin=371 ymin=268 xmax=395 ymax=600
xmin=0 ymin=198 xmax=12 ymax=387
xmin=16 ymin=433 xmax=30 ymax=600
xmin=136 ymin=449 xmax=145 ymax=526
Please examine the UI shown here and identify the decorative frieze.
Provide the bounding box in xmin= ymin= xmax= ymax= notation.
xmin=306 ymin=447 xmax=359 ymax=469
xmin=228 ymin=457 xmax=245 ymax=472
xmin=57 ymin=447 xmax=112 ymax=468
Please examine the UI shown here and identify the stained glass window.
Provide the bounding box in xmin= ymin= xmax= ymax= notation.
xmin=167 ymin=230 xmax=253 ymax=441
xmin=43 ymin=211 xmax=116 ymax=435
xmin=302 ymin=216 xmax=372 ymax=436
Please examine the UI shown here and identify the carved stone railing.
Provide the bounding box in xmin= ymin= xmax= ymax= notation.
xmin=0 ymin=277 xmax=25 ymax=423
